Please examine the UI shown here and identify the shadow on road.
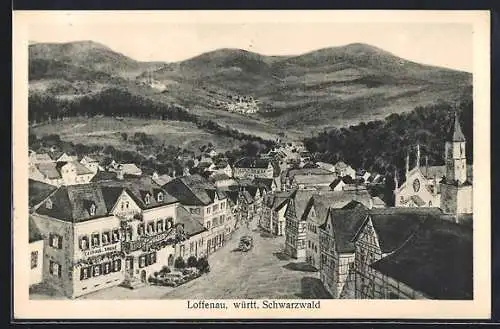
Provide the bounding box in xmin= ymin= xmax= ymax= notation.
xmin=295 ymin=276 xmax=333 ymax=299
xmin=273 ymin=251 xmax=291 ymax=261
xmin=260 ymin=231 xmax=276 ymax=238
xmin=283 ymin=262 xmax=318 ymax=273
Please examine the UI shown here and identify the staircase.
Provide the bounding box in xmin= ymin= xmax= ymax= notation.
xmin=119 ymin=277 xmax=146 ymax=290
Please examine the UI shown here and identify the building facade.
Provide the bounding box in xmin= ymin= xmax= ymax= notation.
xmin=29 ymin=217 xmax=44 ymax=286
xmin=31 ymin=184 xmax=126 ymax=298
xmin=233 ymin=157 xmax=274 ymax=180
xmin=164 ymin=175 xmax=231 ymax=256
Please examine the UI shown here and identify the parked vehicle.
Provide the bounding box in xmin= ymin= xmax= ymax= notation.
xmin=239 ymin=235 xmax=253 ymax=252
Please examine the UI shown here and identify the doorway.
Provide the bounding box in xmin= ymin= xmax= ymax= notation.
xmin=140 ymin=270 xmax=147 ymax=283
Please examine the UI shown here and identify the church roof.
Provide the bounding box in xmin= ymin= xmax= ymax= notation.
xmin=449 ymin=113 xmax=466 ymax=142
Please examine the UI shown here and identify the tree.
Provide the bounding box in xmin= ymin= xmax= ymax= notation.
xmin=174 ymin=256 xmax=186 ymax=269
xmin=196 ymin=257 xmax=210 ymax=273
xmin=187 ymin=256 xmax=198 ymax=268
xmin=121 ymin=132 xmax=128 ymax=141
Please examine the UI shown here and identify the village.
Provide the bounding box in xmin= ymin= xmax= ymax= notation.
xmin=27 ymin=114 xmax=472 ymax=300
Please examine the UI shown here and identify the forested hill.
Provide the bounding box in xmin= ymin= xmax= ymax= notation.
xmin=303 ymin=93 xmax=473 ymax=179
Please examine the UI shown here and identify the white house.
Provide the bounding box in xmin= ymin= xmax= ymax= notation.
xmin=29 ymin=216 xmax=44 ymax=286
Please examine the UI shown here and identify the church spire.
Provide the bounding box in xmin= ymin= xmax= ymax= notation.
xmin=450 ymin=111 xmax=465 ymax=142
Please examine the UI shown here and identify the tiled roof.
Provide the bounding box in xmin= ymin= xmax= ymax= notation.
xmin=253 ymin=177 xmax=274 ymax=190
xmin=362 ymin=208 xmax=444 ymax=253
xmin=81 ymin=155 xmax=97 ymax=163
xmin=210 ymin=173 xmax=232 ymax=181
xmin=163 ymin=175 xmax=224 ymax=206
xmin=152 ymin=174 xmax=173 ymax=186
xmin=100 ymin=176 xmax=178 ymax=209
xmin=35 ymin=183 xmax=110 ymax=223
xmin=409 ymin=195 xmax=426 ymax=206
xmin=29 ymin=179 xmax=57 ymax=208
xmin=293 ymin=174 xmax=337 ymax=185
xmin=311 ymin=190 xmax=373 ymax=212
xmin=29 ymin=216 xmax=43 ymax=243
xmin=119 ymin=163 xmax=142 ymax=174
xmin=264 ymin=190 xmax=294 ymax=211
xmin=233 ymin=157 xmax=270 ymax=169
xmin=100 ymin=186 xmax=125 ymax=212
xmin=322 ymin=207 xmax=370 ymax=253
xmin=289 ymin=190 xmax=316 ymax=221
xmin=36 ymin=162 xmax=61 ymax=179
xmin=176 ymin=206 xmax=207 ymax=237
xmin=371 ymin=219 xmax=472 ymax=299
xmin=90 ymin=171 xmax=118 ymax=182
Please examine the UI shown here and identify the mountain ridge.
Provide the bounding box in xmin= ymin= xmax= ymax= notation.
xmin=28 ymin=40 xmax=472 ymax=136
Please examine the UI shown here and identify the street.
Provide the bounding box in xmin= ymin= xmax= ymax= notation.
xmin=31 ymin=219 xmax=331 ymax=300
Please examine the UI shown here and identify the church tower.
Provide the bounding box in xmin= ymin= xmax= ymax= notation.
xmin=440 ymin=111 xmax=473 ymax=218
xmin=444 ymin=112 xmax=467 ymax=184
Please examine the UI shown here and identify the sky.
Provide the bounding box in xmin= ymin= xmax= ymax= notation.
xmin=25 ymin=12 xmax=474 ymax=72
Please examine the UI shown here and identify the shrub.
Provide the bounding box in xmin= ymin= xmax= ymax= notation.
xmin=160 ymin=266 xmax=171 ymax=274
xmin=148 ymin=276 xmax=157 ymax=284
xmin=187 ymin=256 xmax=198 ymax=268
xmin=196 ymin=257 xmax=210 ymax=274
xmin=174 ymin=256 xmax=186 ymax=269
xmin=153 ymin=271 xmax=159 ymax=277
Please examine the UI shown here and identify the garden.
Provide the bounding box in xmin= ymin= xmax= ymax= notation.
xmin=148 ymin=256 xmax=210 ymax=287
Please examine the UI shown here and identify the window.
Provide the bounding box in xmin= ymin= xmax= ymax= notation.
xmin=147 ymin=222 xmax=155 ymax=234
xmin=102 ymin=231 xmax=110 ymax=245
xmin=120 ymin=202 xmax=124 ymax=211
xmin=221 ymin=202 xmax=225 ymax=209
xmin=49 ymin=234 xmax=62 ymax=249
xmin=31 ymin=251 xmax=38 ymax=269
xmin=49 ymin=261 xmax=61 ymax=277
xmin=93 ymin=264 xmax=102 ymax=277
xmin=125 ymin=227 xmax=133 ymax=241
xmin=89 ymin=203 xmax=96 ymax=216
xmin=157 ymin=192 xmax=164 ymax=202
xmin=207 ymin=207 xmax=211 ymax=215
xmin=112 ymin=259 xmax=122 ymax=272
xmin=190 ymin=242 xmax=194 ymax=253
xmin=125 ymin=201 xmax=130 ymax=209
xmin=139 ymin=255 xmax=146 ymax=268
xmin=147 ymin=252 xmax=157 ymax=265
xmin=112 ymin=229 xmax=120 ymax=243
xmin=91 ymin=233 xmax=100 ymax=247
xmin=220 ymin=215 xmax=225 ymax=224
xmin=137 ymin=224 xmax=145 ymax=236
xmin=103 ymin=262 xmax=112 ymax=275
xmin=45 ymin=199 xmax=53 ymax=209
xmin=80 ymin=267 xmax=90 ymax=280
xmin=206 ymin=221 xmax=211 ymax=229
xmin=308 ymin=241 xmax=311 ymax=248
xmin=79 ymin=236 xmax=89 ymax=250
xmin=166 ymin=218 xmax=173 ymax=229
xmin=144 ymin=194 xmax=151 ymax=205
xmin=157 ymin=220 xmax=164 ymax=232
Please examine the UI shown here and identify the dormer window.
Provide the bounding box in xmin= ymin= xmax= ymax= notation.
xmin=45 ymin=198 xmax=53 ymax=209
xmin=157 ymin=192 xmax=163 ymax=202
xmin=144 ymin=194 xmax=151 ymax=205
xmin=89 ymin=203 xmax=96 ymax=216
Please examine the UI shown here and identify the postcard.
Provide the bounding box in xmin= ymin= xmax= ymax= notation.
xmin=12 ymin=10 xmax=491 ymax=320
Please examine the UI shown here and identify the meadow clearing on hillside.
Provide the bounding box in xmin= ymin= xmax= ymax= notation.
xmin=30 ymin=116 xmax=247 ymax=154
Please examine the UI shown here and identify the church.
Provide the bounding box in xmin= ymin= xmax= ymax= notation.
xmin=394 ymin=113 xmax=473 ymax=217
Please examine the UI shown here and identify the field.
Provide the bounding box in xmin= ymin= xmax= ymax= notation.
xmin=30 ymin=116 xmax=250 ymax=154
